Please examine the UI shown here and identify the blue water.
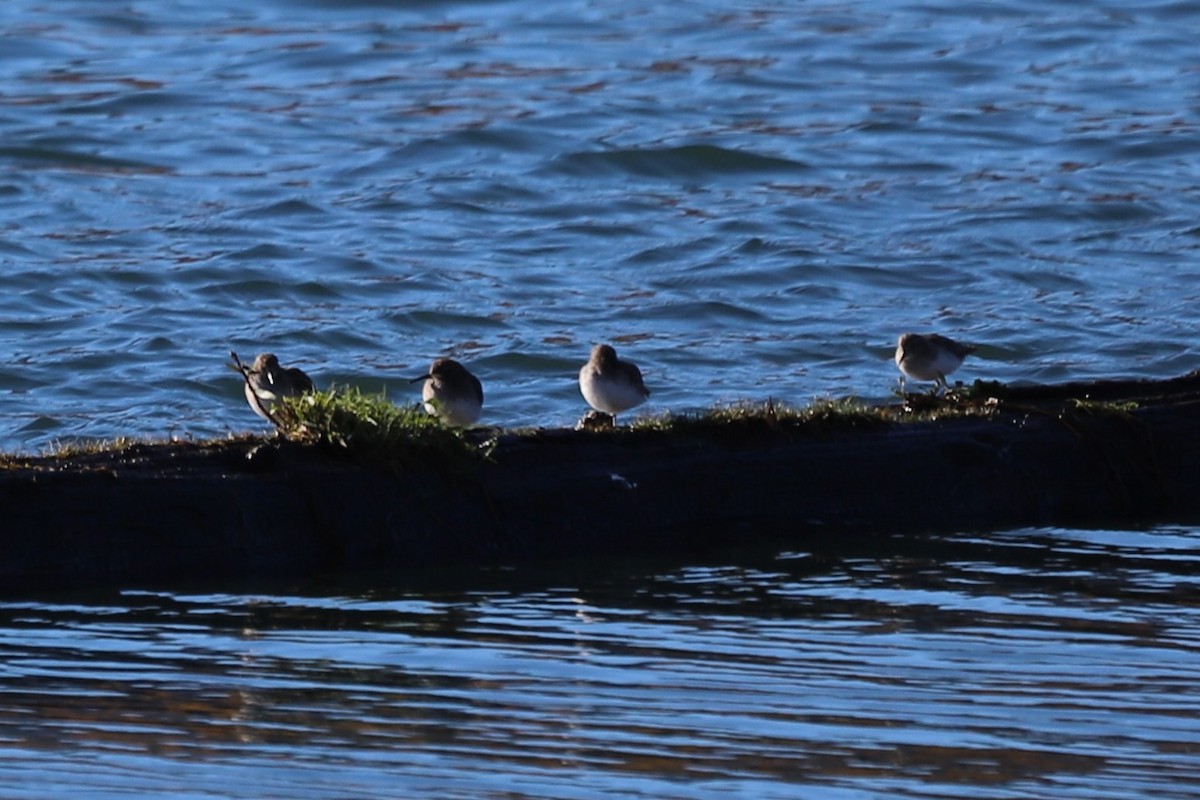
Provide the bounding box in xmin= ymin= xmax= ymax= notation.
xmin=2 ymin=2 xmax=1200 ymax=797
xmin=1 ymin=526 xmax=1199 ymax=800
xmin=1 ymin=0 xmax=1198 ymax=447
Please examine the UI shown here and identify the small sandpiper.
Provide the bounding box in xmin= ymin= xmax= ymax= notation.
xmin=579 ymin=343 xmax=650 ymax=423
xmin=412 ymin=358 xmax=484 ymax=427
xmin=894 ymin=332 xmax=976 ymax=393
xmin=241 ymin=352 xmax=315 ymax=422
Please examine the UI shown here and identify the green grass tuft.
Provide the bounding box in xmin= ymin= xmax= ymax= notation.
xmin=273 ymin=386 xmax=491 ymax=472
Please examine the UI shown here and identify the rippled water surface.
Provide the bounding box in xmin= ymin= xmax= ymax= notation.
xmin=3 ymin=4 xmax=1200 ymax=796
xmin=1 ymin=527 xmax=1198 ymax=799
xmin=1 ymin=0 xmax=1198 ymax=446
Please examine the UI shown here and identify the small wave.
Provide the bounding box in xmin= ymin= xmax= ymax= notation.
xmin=550 ymin=144 xmax=807 ymax=180
xmin=0 ymin=145 xmax=169 ymax=175
xmin=238 ymin=199 xmax=328 ymax=219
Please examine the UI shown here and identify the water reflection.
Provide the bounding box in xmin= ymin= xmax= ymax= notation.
xmin=0 ymin=526 xmax=1196 ymax=798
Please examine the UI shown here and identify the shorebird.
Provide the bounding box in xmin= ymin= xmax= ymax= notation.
xmin=241 ymin=352 xmax=315 ymax=422
xmin=579 ymin=343 xmax=650 ymax=422
xmin=894 ymin=333 xmax=976 ymax=393
xmin=412 ymin=358 xmax=484 ymax=427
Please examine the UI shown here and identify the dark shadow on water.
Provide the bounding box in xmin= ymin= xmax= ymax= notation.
xmin=28 ymin=524 xmax=1188 ymax=636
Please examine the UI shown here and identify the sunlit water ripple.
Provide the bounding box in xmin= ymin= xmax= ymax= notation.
xmin=1 ymin=0 xmax=1198 ymax=447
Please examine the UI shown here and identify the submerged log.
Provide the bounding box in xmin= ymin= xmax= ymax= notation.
xmin=2 ymin=372 xmax=1200 ymax=592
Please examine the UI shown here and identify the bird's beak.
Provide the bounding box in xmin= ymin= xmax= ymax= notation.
xmin=410 ymin=374 xmax=432 ymax=384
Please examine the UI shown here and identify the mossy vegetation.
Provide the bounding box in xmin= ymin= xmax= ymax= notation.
xmin=0 ymin=433 xmax=260 ymax=473
xmin=273 ymin=386 xmax=493 ymax=472
xmin=42 ymin=436 xmax=149 ymax=459
xmin=630 ymin=397 xmax=894 ymax=436
xmin=40 ymin=434 xmax=259 ymax=461
xmin=628 ymin=392 xmax=1005 ymax=438
xmin=1063 ymin=398 xmax=1140 ymax=416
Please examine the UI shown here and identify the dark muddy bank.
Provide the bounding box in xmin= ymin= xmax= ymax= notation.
xmin=3 ymin=372 xmax=1199 ymax=592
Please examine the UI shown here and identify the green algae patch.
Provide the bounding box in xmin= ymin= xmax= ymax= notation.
xmin=274 ymin=387 xmax=491 ymax=472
